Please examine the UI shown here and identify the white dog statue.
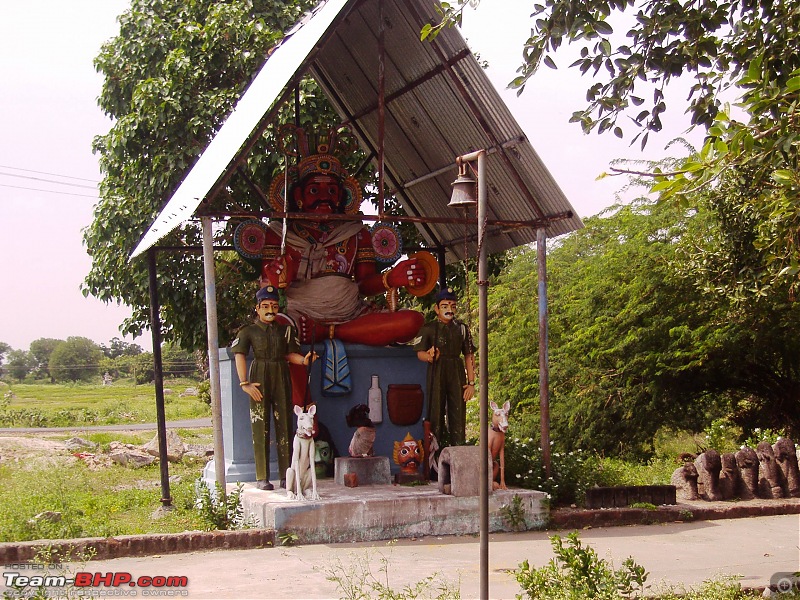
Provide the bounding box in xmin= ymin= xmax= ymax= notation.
xmin=286 ymin=404 xmax=319 ymax=501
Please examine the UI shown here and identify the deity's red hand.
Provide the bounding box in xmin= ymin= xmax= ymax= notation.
xmin=386 ymin=257 xmax=426 ymax=289
xmin=260 ymin=253 xmax=298 ymax=289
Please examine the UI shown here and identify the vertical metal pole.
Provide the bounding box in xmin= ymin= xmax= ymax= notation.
xmin=377 ymin=0 xmax=386 ymax=218
xmin=476 ymin=151 xmax=489 ymax=600
xmin=537 ymin=227 xmax=551 ymax=478
xmin=147 ymin=248 xmax=171 ymax=507
xmin=202 ymin=217 xmax=226 ymax=490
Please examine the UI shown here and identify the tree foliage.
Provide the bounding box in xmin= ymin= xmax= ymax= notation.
xmin=0 ymin=342 xmax=10 ymax=378
xmin=488 ymin=196 xmax=800 ymax=456
xmin=28 ymin=338 xmax=62 ymax=380
xmin=428 ymin=0 xmax=800 ymax=144
xmin=48 ymin=337 xmax=104 ymax=383
xmin=5 ymin=350 xmax=32 ymax=382
xmin=427 ymin=1 xmax=800 ymax=296
xmin=85 ymin=0 xmax=327 ymax=352
xmin=100 ymin=337 xmax=143 ymax=359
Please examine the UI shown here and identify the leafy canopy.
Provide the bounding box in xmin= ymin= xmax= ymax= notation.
xmin=48 ymin=337 xmax=104 ymax=383
xmin=488 ymin=194 xmax=800 ymax=456
xmin=426 ymin=0 xmax=800 ymax=296
xmin=85 ymin=0 xmax=323 ymax=352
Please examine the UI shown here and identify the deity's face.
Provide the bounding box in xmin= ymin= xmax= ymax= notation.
xmin=394 ymin=436 xmax=423 ymax=474
xmin=255 ymin=299 xmax=280 ymax=324
xmin=434 ymin=300 xmax=457 ymax=323
xmin=295 ymin=174 xmax=343 ymax=215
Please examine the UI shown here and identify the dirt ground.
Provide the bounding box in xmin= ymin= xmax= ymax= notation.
xmin=0 ymin=435 xmax=76 ymax=468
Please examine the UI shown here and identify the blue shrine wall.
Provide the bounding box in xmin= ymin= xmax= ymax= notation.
xmin=204 ymin=344 xmax=429 ymax=483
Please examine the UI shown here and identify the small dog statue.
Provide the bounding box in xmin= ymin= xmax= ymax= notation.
xmin=489 ymin=401 xmax=510 ymax=490
xmin=286 ymin=405 xmax=319 ymax=501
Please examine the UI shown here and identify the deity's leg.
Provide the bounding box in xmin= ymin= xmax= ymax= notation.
xmin=310 ymin=310 xmax=424 ymax=346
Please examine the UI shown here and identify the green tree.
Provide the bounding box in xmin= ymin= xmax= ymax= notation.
xmin=100 ymin=337 xmax=143 ymax=359
xmin=48 ymin=338 xmax=104 ymax=383
xmin=84 ymin=0 xmax=341 ymax=354
xmin=5 ymin=350 xmax=32 ymax=382
xmin=131 ymin=352 xmax=155 ymax=385
xmin=428 ymin=0 xmax=799 ymax=143
xmin=29 ymin=338 xmax=63 ymax=380
xmin=0 ymin=342 xmax=11 ymax=377
xmin=427 ymin=1 xmax=800 ymax=296
xmin=489 ymin=195 xmax=800 ymax=456
xmin=161 ymin=343 xmax=200 ymax=379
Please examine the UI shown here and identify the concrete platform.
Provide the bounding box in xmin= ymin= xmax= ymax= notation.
xmin=237 ymin=479 xmax=548 ymax=544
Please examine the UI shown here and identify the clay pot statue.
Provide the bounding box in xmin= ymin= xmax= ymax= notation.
xmin=773 ymin=438 xmax=800 ymax=498
xmin=756 ymin=441 xmax=785 ymax=499
xmin=694 ymin=449 xmax=723 ymax=501
xmin=735 ymin=447 xmax=759 ymax=499
xmin=671 ymin=462 xmax=699 ymax=501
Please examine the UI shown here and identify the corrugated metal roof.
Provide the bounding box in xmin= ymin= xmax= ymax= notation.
xmin=131 ymin=0 xmax=583 ymax=261
xmin=309 ymin=0 xmax=583 ymax=262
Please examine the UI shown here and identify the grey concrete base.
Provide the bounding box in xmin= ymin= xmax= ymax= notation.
xmin=438 ymin=446 xmax=493 ymax=497
xmin=334 ymin=456 xmax=391 ymax=485
xmin=236 ymin=479 xmax=548 ymax=544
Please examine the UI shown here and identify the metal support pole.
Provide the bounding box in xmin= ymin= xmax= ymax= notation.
xmin=147 ymin=248 xmax=171 ymax=507
xmin=457 ymin=149 xmax=488 ymax=599
xmin=537 ymin=227 xmax=551 ymax=478
xmin=476 ymin=151 xmax=489 ymax=600
xmin=377 ymin=0 xmax=386 ymax=218
xmin=201 ymin=217 xmax=226 ymax=491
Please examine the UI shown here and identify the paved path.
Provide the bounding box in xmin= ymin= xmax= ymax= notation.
xmin=0 ymin=418 xmax=211 ymax=434
xmin=48 ymin=514 xmax=799 ymax=599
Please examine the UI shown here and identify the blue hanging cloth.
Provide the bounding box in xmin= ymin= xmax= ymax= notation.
xmin=321 ymin=338 xmax=352 ymax=397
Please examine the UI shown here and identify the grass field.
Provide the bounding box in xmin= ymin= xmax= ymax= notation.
xmin=0 ymin=379 xmax=215 ymax=542
xmin=0 ymin=378 xmax=210 ymax=427
xmin=0 ymin=428 xmax=214 ymax=542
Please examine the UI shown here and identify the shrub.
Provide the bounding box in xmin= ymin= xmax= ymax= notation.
xmin=515 ymin=532 xmax=648 ymax=599
xmin=701 ymin=418 xmax=742 ymax=453
xmin=504 ymin=438 xmax=602 ymax=506
xmin=742 ymin=427 xmax=785 ymax=449
xmin=194 ymin=479 xmax=256 ymax=530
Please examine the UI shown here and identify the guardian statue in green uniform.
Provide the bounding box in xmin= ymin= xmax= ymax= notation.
xmin=415 ymin=287 xmax=476 ymax=449
xmin=231 ymin=286 xmax=316 ymax=490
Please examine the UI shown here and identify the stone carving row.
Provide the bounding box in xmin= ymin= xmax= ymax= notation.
xmin=671 ymin=438 xmax=800 ymax=501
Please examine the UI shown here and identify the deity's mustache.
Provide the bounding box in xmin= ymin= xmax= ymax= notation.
xmin=309 ymin=199 xmax=338 ymax=210
xmin=443 ymin=312 xmax=455 ymax=318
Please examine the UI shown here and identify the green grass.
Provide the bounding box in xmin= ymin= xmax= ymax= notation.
xmin=0 ymin=430 xmax=215 ymax=542
xmin=0 ymin=378 xmax=210 ymax=427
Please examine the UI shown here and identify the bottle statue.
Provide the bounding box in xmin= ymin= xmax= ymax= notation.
xmin=368 ymin=374 xmax=383 ymax=424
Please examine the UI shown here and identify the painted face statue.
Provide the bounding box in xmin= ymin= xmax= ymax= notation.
xmin=393 ymin=432 xmax=424 ymax=474
xmin=295 ymin=174 xmax=343 ymax=215
xmin=433 ymin=287 xmax=458 ymax=323
xmin=314 ymin=440 xmax=332 ymax=478
xmin=256 ymin=299 xmax=280 ymax=323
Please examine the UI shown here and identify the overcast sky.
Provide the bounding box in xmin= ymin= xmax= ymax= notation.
xmin=0 ymin=0 xmax=703 ymax=354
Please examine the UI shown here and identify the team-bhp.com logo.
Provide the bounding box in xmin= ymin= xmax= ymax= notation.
xmin=771 ymin=572 xmax=800 ymax=594
xmin=3 ymin=570 xmax=189 ymax=597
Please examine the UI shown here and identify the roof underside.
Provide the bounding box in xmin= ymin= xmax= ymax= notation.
xmin=131 ymin=0 xmax=583 ymax=261
xmin=309 ymin=0 xmax=583 ymax=262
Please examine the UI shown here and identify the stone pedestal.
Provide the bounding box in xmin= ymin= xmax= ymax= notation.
xmin=334 ymin=456 xmax=392 ymax=485
xmin=204 ymin=344 xmax=427 ymax=487
xmin=437 ymin=446 xmax=492 ymax=497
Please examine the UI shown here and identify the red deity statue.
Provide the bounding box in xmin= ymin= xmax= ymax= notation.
xmin=251 ymin=125 xmax=435 ymax=346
